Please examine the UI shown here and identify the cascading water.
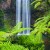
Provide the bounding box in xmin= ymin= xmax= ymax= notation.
xmin=16 ymin=0 xmax=30 ymax=35
xmin=16 ymin=0 xmax=21 ymax=23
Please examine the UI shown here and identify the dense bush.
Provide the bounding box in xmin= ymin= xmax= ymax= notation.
xmin=0 ymin=22 xmax=45 ymax=50
xmin=1 ymin=42 xmax=28 ymax=50
xmin=15 ymin=35 xmax=44 ymax=50
xmin=0 ymin=22 xmax=30 ymax=50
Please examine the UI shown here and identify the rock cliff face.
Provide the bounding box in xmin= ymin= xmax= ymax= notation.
xmin=0 ymin=0 xmax=11 ymax=9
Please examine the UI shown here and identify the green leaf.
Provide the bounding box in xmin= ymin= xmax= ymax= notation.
xmin=33 ymin=33 xmax=43 ymax=45
xmin=0 ymin=31 xmax=6 ymax=36
xmin=11 ymin=22 xmax=30 ymax=34
xmin=34 ymin=2 xmax=41 ymax=9
xmin=48 ymin=22 xmax=50 ymax=27
xmin=31 ymin=0 xmax=42 ymax=5
xmin=11 ymin=22 xmax=22 ymax=34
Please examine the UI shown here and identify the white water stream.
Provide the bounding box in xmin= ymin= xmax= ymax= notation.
xmin=16 ymin=0 xmax=30 ymax=35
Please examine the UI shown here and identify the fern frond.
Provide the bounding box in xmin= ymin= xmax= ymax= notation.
xmin=34 ymin=2 xmax=41 ymax=9
xmin=31 ymin=11 xmax=50 ymax=35
xmin=11 ymin=22 xmax=30 ymax=34
xmin=31 ymin=0 xmax=42 ymax=5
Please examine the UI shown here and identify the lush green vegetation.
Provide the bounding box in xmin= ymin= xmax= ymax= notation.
xmin=0 ymin=22 xmax=30 ymax=50
xmin=0 ymin=22 xmax=44 ymax=50
xmin=0 ymin=0 xmax=50 ymax=50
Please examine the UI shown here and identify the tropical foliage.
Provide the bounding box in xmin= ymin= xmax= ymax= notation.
xmin=1 ymin=42 xmax=28 ymax=50
xmin=0 ymin=22 xmax=30 ymax=50
xmin=0 ymin=22 xmax=44 ymax=50
xmin=31 ymin=11 xmax=50 ymax=35
xmin=0 ymin=0 xmax=50 ymax=50
xmin=31 ymin=0 xmax=50 ymax=10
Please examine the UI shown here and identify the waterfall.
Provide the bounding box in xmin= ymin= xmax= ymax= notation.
xmin=16 ymin=0 xmax=30 ymax=35
xmin=16 ymin=0 xmax=21 ymax=23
